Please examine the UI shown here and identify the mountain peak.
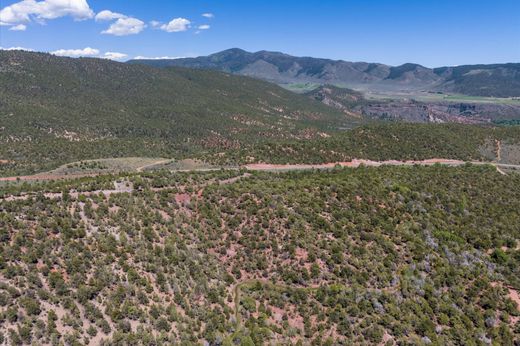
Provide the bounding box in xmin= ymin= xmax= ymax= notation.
xmin=129 ymin=49 xmax=520 ymax=97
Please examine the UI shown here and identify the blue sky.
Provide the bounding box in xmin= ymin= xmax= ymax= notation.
xmin=1 ymin=0 xmax=519 ymax=66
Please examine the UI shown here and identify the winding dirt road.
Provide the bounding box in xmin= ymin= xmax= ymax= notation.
xmin=1 ymin=158 xmax=519 ymax=182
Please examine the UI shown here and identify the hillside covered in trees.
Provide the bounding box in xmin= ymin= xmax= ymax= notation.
xmin=0 ymin=165 xmax=519 ymax=344
xmin=204 ymin=123 xmax=520 ymax=166
xmin=2 ymin=51 xmax=520 ymax=178
xmin=0 ymin=50 xmax=352 ymax=176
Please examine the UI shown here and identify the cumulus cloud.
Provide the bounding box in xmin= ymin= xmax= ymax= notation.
xmin=50 ymin=47 xmax=128 ymax=60
xmin=197 ymin=24 xmax=210 ymax=30
xmin=51 ymin=47 xmax=99 ymax=57
xmin=160 ymin=17 xmax=190 ymax=32
xmin=101 ymin=17 xmax=145 ymax=36
xmin=9 ymin=23 xmax=27 ymax=30
xmin=0 ymin=46 xmax=33 ymax=51
xmin=103 ymin=51 xmax=127 ymax=60
xmin=95 ymin=9 xmax=145 ymax=36
xmin=0 ymin=0 xmax=94 ymax=26
xmin=95 ymin=10 xmax=125 ymax=21
xmin=201 ymin=13 xmax=214 ymax=18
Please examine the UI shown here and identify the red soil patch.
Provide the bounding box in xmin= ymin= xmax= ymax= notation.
xmin=157 ymin=209 xmax=171 ymax=221
xmin=507 ymin=286 xmax=520 ymax=311
xmin=491 ymin=282 xmax=520 ymax=312
xmin=294 ymin=247 xmax=308 ymax=262
xmin=244 ymin=158 xmax=467 ymax=171
xmin=175 ymin=193 xmax=191 ymax=205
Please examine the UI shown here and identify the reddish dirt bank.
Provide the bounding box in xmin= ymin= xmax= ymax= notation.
xmin=1 ymin=158 xmax=514 ymax=182
xmin=244 ymin=158 xmax=467 ymax=171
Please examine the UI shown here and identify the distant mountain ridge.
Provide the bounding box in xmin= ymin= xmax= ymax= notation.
xmin=129 ymin=48 xmax=520 ymax=97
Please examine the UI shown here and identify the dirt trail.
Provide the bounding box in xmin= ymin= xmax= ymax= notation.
xmin=1 ymin=173 xmax=250 ymax=202
xmin=496 ymin=140 xmax=502 ymax=162
xmin=2 ymin=158 xmax=519 ymax=183
xmin=245 ymin=158 xmax=520 ymax=172
xmin=246 ymin=158 xmax=467 ymax=171
xmin=136 ymin=159 xmax=173 ymax=172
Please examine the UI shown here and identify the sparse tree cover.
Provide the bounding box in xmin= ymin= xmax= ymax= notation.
xmin=1 ymin=165 xmax=519 ymax=344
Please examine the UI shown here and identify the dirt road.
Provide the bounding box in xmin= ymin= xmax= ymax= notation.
xmin=244 ymin=158 xmax=520 ymax=172
xmin=1 ymin=158 xmax=519 ymax=182
xmin=135 ymin=159 xmax=173 ymax=172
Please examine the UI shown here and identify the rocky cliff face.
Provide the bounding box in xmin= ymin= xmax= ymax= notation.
xmin=306 ymin=85 xmax=520 ymax=124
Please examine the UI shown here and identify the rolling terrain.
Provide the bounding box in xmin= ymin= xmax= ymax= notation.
xmin=1 ymin=165 xmax=519 ymax=344
xmin=0 ymin=50 xmax=352 ymax=176
xmin=0 ymin=49 xmax=519 ymax=346
xmin=129 ymin=49 xmax=520 ymax=97
xmin=202 ymin=123 xmax=520 ymax=167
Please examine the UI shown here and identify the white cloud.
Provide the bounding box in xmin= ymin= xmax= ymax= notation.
xmin=0 ymin=46 xmax=33 ymax=51
xmin=101 ymin=17 xmax=145 ymax=36
xmin=197 ymin=24 xmax=210 ymax=30
xmin=51 ymin=47 xmax=99 ymax=57
xmin=49 ymin=47 xmax=128 ymax=60
xmin=95 ymin=10 xmax=125 ymax=21
xmin=95 ymin=10 xmax=145 ymax=36
xmin=0 ymin=0 xmax=94 ymax=26
xmin=133 ymin=55 xmax=184 ymax=60
xmin=9 ymin=23 xmax=27 ymax=30
xmin=160 ymin=17 xmax=190 ymax=32
xmin=201 ymin=13 xmax=214 ymax=18
xmin=103 ymin=51 xmax=127 ymax=60
xmin=2 ymin=46 xmax=128 ymax=60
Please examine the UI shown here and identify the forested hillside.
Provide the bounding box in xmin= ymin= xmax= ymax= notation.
xmin=0 ymin=165 xmax=518 ymax=344
xmin=0 ymin=50 xmax=350 ymax=176
xmin=204 ymin=123 xmax=520 ymax=165
xmin=2 ymin=51 xmax=520 ymax=177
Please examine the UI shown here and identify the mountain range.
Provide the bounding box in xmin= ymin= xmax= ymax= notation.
xmin=129 ymin=48 xmax=520 ymax=97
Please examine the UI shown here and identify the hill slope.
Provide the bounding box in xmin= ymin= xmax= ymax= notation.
xmin=129 ymin=49 xmax=520 ymax=97
xmin=1 ymin=165 xmax=519 ymax=344
xmin=0 ymin=50 xmax=352 ymax=176
xmin=434 ymin=64 xmax=520 ymax=97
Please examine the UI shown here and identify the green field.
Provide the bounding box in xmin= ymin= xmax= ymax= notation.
xmin=364 ymin=91 xmax=520 ymax=105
